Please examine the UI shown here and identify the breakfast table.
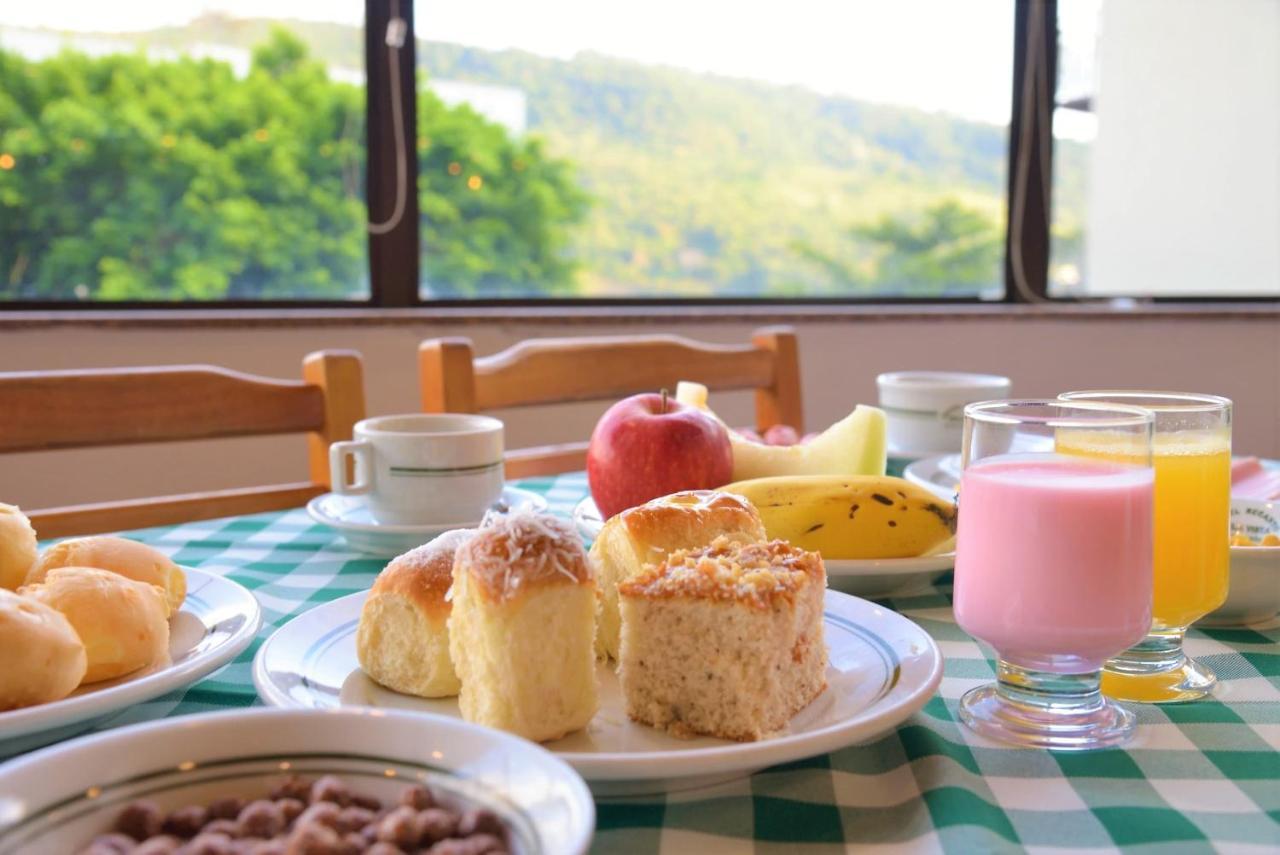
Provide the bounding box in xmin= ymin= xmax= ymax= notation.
xmin=24 ymin=471 xmax=1280 ymax=854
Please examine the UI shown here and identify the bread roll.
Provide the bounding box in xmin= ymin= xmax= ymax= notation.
xmin=357 ymin=529 xmax=473 ymax=698
xmin=449 ymin=511 xmax=597 ymax=742
xmin=0 ymin=588 xmax=87 ymax=709
xmin=22 ymin=567 xmax=170 ymax=684
xmin=29 ymin=536 xmax=185 ymax=615
xmin=618 ymin=537 xmax=828 ymax=741
xmin=0 ymin=503 xmax=38 ymax=591
xmin=590 ymin=490 xmax=766 ymax=661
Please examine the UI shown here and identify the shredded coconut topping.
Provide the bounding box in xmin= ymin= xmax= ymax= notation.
xmin=457 ymin=509 xmax=589 ymax=602
xmin=620 ymin=536 xmax=820 ymax=609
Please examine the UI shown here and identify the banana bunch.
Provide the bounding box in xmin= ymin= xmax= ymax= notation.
xmin=723 ymin=475 xmax=956 ymax=559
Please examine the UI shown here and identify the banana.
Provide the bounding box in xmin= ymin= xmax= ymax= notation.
xmin=675 ymin=381 xmax=887 ymax=481
xmin=722 ymin=475 xmax=957 ymax=559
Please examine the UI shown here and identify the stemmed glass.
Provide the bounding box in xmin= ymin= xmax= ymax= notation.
xmin=1058 ymin=391 xmax=1232 ymax=703
xmin=955 ymin=400 xmax=1154 ymax=750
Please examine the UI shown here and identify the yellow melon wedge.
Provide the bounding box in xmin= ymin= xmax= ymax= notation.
xmin=675 ymin=381 xmax=887 ymax=481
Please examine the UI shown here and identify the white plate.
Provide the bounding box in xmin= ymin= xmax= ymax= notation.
xmin=903 ymin=453 xmax=962 ymax=501
xmin=307 ymin=486 xmax=548 ymax=556
xmin=574 ymin=496 xmax=951 ymax=598
xmin=253 ymin=589 xmax=943 ymax=795
xmin=0 ymin=567 xmax=260 ymax=757
xmin=0 ymin=708 xmax=594 ymax=855
xmin=825 ymin=554 xmax=955 ymax=598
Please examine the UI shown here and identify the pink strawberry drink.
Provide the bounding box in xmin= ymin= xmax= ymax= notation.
xmin=955 ymin=454 xmax=1154 ymax=674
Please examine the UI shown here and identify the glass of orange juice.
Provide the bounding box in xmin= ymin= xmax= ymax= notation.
xmin=1057 ymin=391 xmax=1231 ymax=703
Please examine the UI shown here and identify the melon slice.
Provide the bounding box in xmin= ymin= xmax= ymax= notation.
xmin=675 ymin=382 xmax=887 ymax=481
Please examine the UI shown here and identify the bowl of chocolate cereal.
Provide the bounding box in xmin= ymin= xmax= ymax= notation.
xmin=0 ymin=708 xmax=594 ymax=855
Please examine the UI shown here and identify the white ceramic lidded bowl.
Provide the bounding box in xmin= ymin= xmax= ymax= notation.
xmin=877 ymin=372 xmax=1012 ymax=456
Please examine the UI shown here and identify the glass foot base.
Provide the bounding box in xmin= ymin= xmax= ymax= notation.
xmin=1103 ymin=628 xmax=1216 ymax=704
xmin=1102 ymin=657 xmax=1216 ymax=704
xmin=958 ymin=664 xmax=1137 ymax=751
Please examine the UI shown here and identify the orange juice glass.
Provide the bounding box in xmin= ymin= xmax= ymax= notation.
xmin=1058 ymin=391 xmax=1231 ymax=703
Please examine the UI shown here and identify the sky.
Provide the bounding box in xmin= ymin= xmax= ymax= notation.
xmin=0 ymin=0 xmax=1069 ymax=126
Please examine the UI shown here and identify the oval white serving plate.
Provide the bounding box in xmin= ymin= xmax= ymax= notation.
xmin=0 ymin=567 xmax=261 ymax=757
xmin=0 ymin=708 xmax=594 ymax=855
xmin=823 ymin=554 xmax=954 ymax=598
xmin=253 ymin=589 xmax=942 ymax=796
xmin=307 ymin=486 xmax=548 ymax=556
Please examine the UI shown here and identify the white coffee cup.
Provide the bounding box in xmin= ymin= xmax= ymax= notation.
xmin=877 ymin=371 xmax=1012 ymax=455
xmin=329 ymin=414 xmax=505 ymax=525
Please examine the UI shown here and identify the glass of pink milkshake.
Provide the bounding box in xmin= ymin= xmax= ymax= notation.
xmin=955 ymin=400 xmax=1155 ymax=751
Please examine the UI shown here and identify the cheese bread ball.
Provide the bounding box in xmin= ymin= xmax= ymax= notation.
xmin=30 ymin=536 xmax=185 ymax=615
xmin=0 ymin=503 xmax=39 ymax=591
xmin=22 ymin=567 xmax=170 ymax=684
xmin=0 ymin=588 xmax=87 ymax=709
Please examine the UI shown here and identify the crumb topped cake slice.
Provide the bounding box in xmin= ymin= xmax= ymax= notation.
xmin=617 ymin=536 xmax=827 ymax=741
xmin=590 ymin=490 xmax=766 ymax=661
xmin=449 ymin=510 xmax=598 ymax=742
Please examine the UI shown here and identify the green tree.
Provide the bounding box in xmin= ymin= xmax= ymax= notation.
xmin=418 ymin=90 xmax=588 ymax=297
xmin=793 ymin=198 xmax=1004 ymax=296
xmin=0 ymin=31 xmax=586 ymax=300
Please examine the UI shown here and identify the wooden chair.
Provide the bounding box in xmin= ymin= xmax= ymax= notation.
xmin=418 ymin=327 xmax=802 ymax=479
xmin=0 ymin=350 xmax=365 ymax=539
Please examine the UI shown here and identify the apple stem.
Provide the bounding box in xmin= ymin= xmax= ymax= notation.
xmin=660 ymin=388 xmax=668 ymax=414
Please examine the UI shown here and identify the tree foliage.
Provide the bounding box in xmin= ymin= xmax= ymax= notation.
xmin=792 ymin=198 xmax=1004 ymax=296
xmin=0 ymin=30 xmax=586 ymax=300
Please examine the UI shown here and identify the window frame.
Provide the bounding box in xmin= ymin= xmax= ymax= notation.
xmin=1 ymin=0 xmax=1273 ymax=310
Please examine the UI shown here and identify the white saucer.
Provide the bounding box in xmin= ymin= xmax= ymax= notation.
xmin=903 ymin=453 xmax=962 ymax=501
xmin=307 ymin=487 xmax=548 ymax=556
xmin=572 ymin=495 xmax=605 ymax=543
xmin=0 ymin=567 xmax=261 ymax=757
xmin=253 ymin=588 xmax=943 ymax=796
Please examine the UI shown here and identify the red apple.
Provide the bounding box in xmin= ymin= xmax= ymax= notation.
xmin=587 ymin=392 xmax=733 ymax=519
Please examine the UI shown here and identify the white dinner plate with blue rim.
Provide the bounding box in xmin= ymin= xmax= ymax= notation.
xmin=253 ymin=588 xmax=943 ymax=796
xmin=573 ymin=495 xmax=953 ymax=598
xmin=307 ymin=486 xmax=548 ymax=556
xmin=0 ymin=708 xmax=594 ymax=855
xmin=0 ymin=567 xmax=260 ymax=757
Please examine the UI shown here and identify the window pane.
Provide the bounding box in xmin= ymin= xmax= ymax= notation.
xmin=417 ymin=0 xmax=1013 ymax=299
xmin=0 ymin=6 xmax=368 ymax=302
xmin=1052 ymin=0 xmax=1280 ymax=298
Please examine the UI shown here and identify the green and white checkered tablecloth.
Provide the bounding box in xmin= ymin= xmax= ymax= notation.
xmin=28 ymin=472 xmax=1280 ymax=853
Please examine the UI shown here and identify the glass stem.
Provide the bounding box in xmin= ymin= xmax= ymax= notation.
xmin=1106 ymin=628 xmax=1188 ymax=675
xmin=996 ymin=661 xmax=1105 ymax=713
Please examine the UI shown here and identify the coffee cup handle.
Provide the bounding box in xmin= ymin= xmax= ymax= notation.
xmin=329 ymin=440 xmax=373 ymax=496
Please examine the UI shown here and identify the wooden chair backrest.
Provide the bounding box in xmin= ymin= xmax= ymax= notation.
xmin=419 ymin=326 xmax=802 ymax=478
xmin=0 ymin=350 xmax=365 ymax=538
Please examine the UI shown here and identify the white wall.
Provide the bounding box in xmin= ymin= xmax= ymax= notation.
xmin=1087 ymin=0 xmax=1280 ymax=296
xmin=1 ymin=313 xmax=1276 ymax=511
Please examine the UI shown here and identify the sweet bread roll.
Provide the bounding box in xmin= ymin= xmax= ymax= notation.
xmin=618 ymin=537 xmax=827 ymax=741
xmin=449 ymin=511 xmax=597 ymax=742
xmin=22 ymin=567 xmax=170 ymax=684
xmin=0 ymin=503 xmax=38 ymax=591
xmin=0 ymin=588 xmax=87 ymax=709
xmin=357 ymin=529 xmax=473 ymax=698
xmin=590 ymin=491 xmax=766 ymax=661
xmin=29 ymin=536 xmax=186 ymax=615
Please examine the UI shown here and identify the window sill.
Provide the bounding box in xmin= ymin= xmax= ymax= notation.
xmin=0 ymin=301 xmax=1276 ymax=330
